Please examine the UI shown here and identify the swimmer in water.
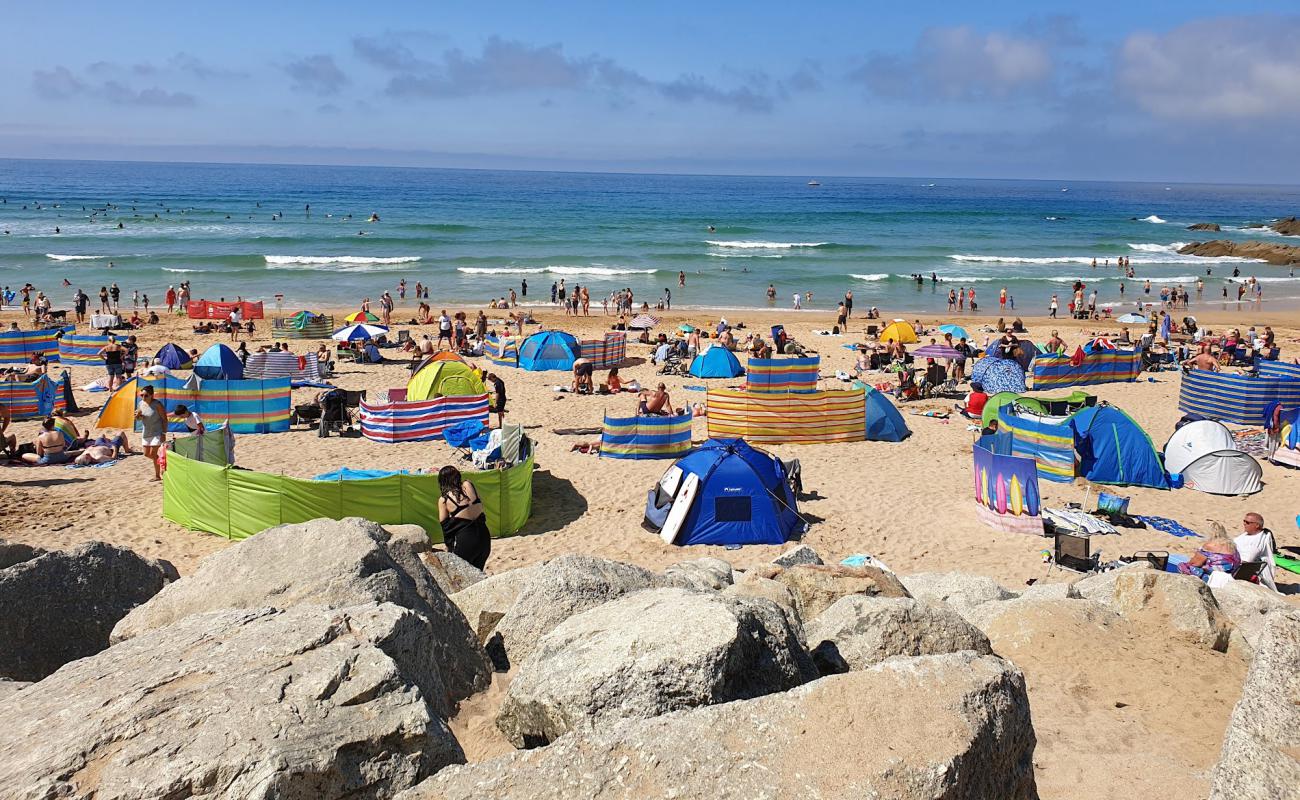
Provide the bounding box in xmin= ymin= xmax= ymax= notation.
xmin=707 ymin=225 xmax=715 ymax=233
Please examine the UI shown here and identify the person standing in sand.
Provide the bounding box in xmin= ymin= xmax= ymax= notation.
xmin=135 ymin=385 xmax=167 ymax=482
xmin=380 ymin=292 xmax=394 ymax=326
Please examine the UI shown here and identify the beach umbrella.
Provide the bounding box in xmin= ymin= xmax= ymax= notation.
xmin=937 ymin=324 xmax=969 ymax=340
xmin=332 ymin=323 xmax=388 ymax=341
xmin=913 ymin=344 xmax=962 ymax=360
xmin=345 ymin=310 xmax=380 ymax=324
xmin=1117 ymin=313 xmax=1147 ymax=324
xmin=679 ymin=324 xmax=696 ymax=333
xmin=629 ymin=314 xmax=660 ymax=330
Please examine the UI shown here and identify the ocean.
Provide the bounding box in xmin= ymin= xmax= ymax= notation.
xmin=2 ymin=158 xmax=1299 ymax=316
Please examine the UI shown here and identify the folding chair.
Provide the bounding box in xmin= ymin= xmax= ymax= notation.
xmin=396 ymin=329 xmax=411 ymax=344
xmin=498 ymin=423 xmax=525 ymax=465
xmin=866 ymin=325 xmax=879 ymax=338
xmin=443 ymin=420 xmax=487 ymax=460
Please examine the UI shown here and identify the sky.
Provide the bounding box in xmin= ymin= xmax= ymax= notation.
xmin=2 ymin=1 xmax=1299 ymax=183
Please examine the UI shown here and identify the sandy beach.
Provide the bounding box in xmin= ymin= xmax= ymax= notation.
xmin=4 ymin=298 xmax=1299 ymax=800
xmin=4 ymin=302 xmax=1299 ymax=585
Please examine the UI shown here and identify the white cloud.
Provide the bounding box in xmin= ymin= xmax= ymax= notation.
xmin=1118 ymin=16 xmax=1300 ymax=118
xmin=853 ymin=25 xmax=1054 ymax=101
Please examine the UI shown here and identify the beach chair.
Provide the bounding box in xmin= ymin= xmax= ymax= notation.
xmin=396 ymin=329 xmax=411 ymax=345
xmin=498 ymin=423 xmax=525 ymax=466
xmin=866 ymin=325 xmax=879 ymax=339
xmin=443 ymin=420 xmax=486 ymax=460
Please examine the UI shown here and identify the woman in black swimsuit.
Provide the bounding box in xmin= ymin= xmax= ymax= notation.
xmin=437 ymin=465 xmax=491 ymax=569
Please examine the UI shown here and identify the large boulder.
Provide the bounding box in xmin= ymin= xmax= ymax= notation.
xmin=773 ymin=563 xmax=909 ymax=620
xmin=1106 ymin=571 xmax=1232 ymax=652
xmin=722 ymin=572 xmax=800 ymax=621
xmin=1187 ymin=222 xmax=1221 ymax=231
xmin=0 ymin=680 xmax=31 ymax=702
xmin=900 ymin=571 xmax=1017 ymax=621
xmin=771 ymin=544 xmax=824 ymax=567
xmin=111 ymin=517 xmax=491 ymax=713
xmin=1210 ymin=610 xmax=1300 ymax=800
xmin=398 ymin=652 xmax=1038 ymax=800
xmin=451 ymin=565 xmax=541 ymax=646
xmin=661 ymin=557 xmax=734 ymax=591
xmin=493 ymin=555 xmax=663 ymax=667
xmin=1178 ymin=239 xmax=1300 ymax=265
xmin=1210 ymin=580 xmax=1290 ymax=653
xmin=0 ymin=603 xmax=465 ymax=799
xmin=424 ymin=551 xmax=487 ymax=596
xmin=496 ymin=588 xmax=816 ymax=748
xmin=1071 ymin=560 xmax=1152 ymax=601
xmin=0 ymin=541 xmax=175 ymax=681
xmin=0 ymin=539 xmax=45 ymax=569
xmin=805 ymin=596 xmax=992 ymax=673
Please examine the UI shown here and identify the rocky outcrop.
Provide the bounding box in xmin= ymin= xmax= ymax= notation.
xmin=451 ymin=565 xmax=541 ymax=647
xmin=771 ymin=544 xmax=824 ymax=568
xmin=493 ymin=555 xmax=663 ymax=667
xmin=661 ymin=557 xmax=734 ymax=591
xmin=1210 ymin=580 xmax=1290 ymax=654
xmin=111 ymin=517 xmax=491 ymax=714
xmin=1209 ymin=610 xmax=1300 ymax=800
xmin=1105 ymin=571 xmax=1232 ymax=652
xmin=900 ymin=571 xmax=1017 ymax=621
xmin=425 ymin=551 xmax=487 ymax=596
xmin=0 ymin=603 xmax=465 ymax=799
xmin=1071 ymin=559 xmax=1152 ymax=601
xmin=0 ymin=541 xmax=175 ymax=681
xmin=1272 ymin=216 xmax=1300 ymax=236
xmin=399 ymin=652 xmax=1038 ymax=800
xmin=1187 ymin=222 xmax=1221 ymax=231
xmin=0 ymin=680 xmax=31 ymax=702
xmin=0 ymin=539 xmax=45 ymax=569
xmin=1178 ymin=239 xmax=1300 ymax=265
xmin=805 ymin=596 xmax=991 ymax=673
xmin=773 ymin=563 xmax=909 ymax=620
xmin=496 ymin=588 xmax=816 ymax=748
xmin=722 ymin=572 xmax=800 ymax=620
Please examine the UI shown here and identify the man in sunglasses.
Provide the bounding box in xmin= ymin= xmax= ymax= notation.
xmin=1234 ymin=513 xmax=1278 ymax=591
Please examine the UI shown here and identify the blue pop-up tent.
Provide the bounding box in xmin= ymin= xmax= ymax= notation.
xmin=154 ymin=343 xmax=193 ymax=370
xmin=645 ymin=438 xmax=801 ymax=546
xmin=862 ymin=385 xmax=911 ymax=442
xmin=688 ymin=346 xmax=744 ymax=379
xmin=1070 ymin=405 xmax=1169 ymax=488
xmin=193 ymin=343 xmax=244 ymax=380
xmin=518 ymin=331 xmax=580 ymax=371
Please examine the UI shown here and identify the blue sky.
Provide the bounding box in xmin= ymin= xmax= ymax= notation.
xmin=3 ymin=1 xmax=1298 ymax=182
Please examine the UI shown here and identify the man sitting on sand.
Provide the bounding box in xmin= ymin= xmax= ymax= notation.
xmin=1183 ymin=348 xmax=1219 ymax=372
xmin=637 ymin=383 xmax=675 ymax=416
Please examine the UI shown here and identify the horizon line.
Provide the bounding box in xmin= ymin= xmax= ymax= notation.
xmin=4 ymin=155 xmax=1299 ymax=191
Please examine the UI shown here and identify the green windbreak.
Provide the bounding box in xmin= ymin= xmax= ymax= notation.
xmin=162 ymin=450 xmax=535 ymax=542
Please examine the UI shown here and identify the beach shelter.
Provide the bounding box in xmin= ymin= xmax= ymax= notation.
xmin=938 ymin=324 xmax=969 ymax=341
xmin=688 ymin=346 xmax=744 ymax=379
xmin=643 ymin=438 xmax=801 ymax=546
xmin=193 ymin=344 xmax=244 ymax=380
xmin=154 ymin=343 xmax=192 ymax=370
xmin=970 ymin=355 xmax=1026 ymax=396
xmin=1164 ymin=420 xmax=1263 ymax=495
xmin=879 ymin=321 xmax=918 ymax=345
xmin=345 ymin=310 xmax=380 ymax=324
xmin=1069 ymin=405 xmax=1169 ymax=488
xmin=1117 ymin=313 xmax=1148 ymax=324
xmin=406 ymin=358 xmax=486 ymax=401
xmin=332 ymin=323 xmax=388 ymax=341
xmin=288 ymin=310 xmax=321 ymax=328
xmin=862 ymin=385 xmax=911 ymax=441
xmin=518 ymin=330 xmax=581 ymax=371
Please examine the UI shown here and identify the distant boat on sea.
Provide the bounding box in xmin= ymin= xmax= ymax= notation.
xmin=807 ymin=180 xmax=821 ymax=186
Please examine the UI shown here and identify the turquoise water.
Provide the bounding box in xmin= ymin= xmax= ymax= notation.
xmin=2 ymin=158 xmax=1299 ymax=314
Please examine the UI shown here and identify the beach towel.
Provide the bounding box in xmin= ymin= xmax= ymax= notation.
xmin=1134 ymin=515 xmax=1203 ymax=538
xmin=64 ymin=460 xmax=120 ymax=470
xmin=1275 ymin=554 xmax=1300 ymax=575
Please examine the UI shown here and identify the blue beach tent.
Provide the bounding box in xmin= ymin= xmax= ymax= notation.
xmin=688 ymin=346 xmax=745 ymax=379
xmin=1070 ymin=405 xmax=1169 ymax=488
xmin=862 ymin=384 xmax=911 ymax=442
xmin=518 ymin=331 xmax=581 ymax=371
xmin=193 ymin=343 xmax=244 ymax=380
xmin=154 ymin=343 xmax=193 ymax=370
xmin=645 ymin=438 xmax=801 ymax=546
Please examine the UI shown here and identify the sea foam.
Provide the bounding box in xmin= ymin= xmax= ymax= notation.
xmin=850 ymin=273 xmax=890 ymax=281
xmin=458 ymin=265 xmax=658 ymax=277
xmin=1140 ymin=215 xmax=1167 ymax=223
xmin=705 ymin=240 xmax=828 ymax=249
xmin=45 ymin=254 xmax=103 ymax=261
xmin=264 ymin=255 xmax=422 ymax=266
